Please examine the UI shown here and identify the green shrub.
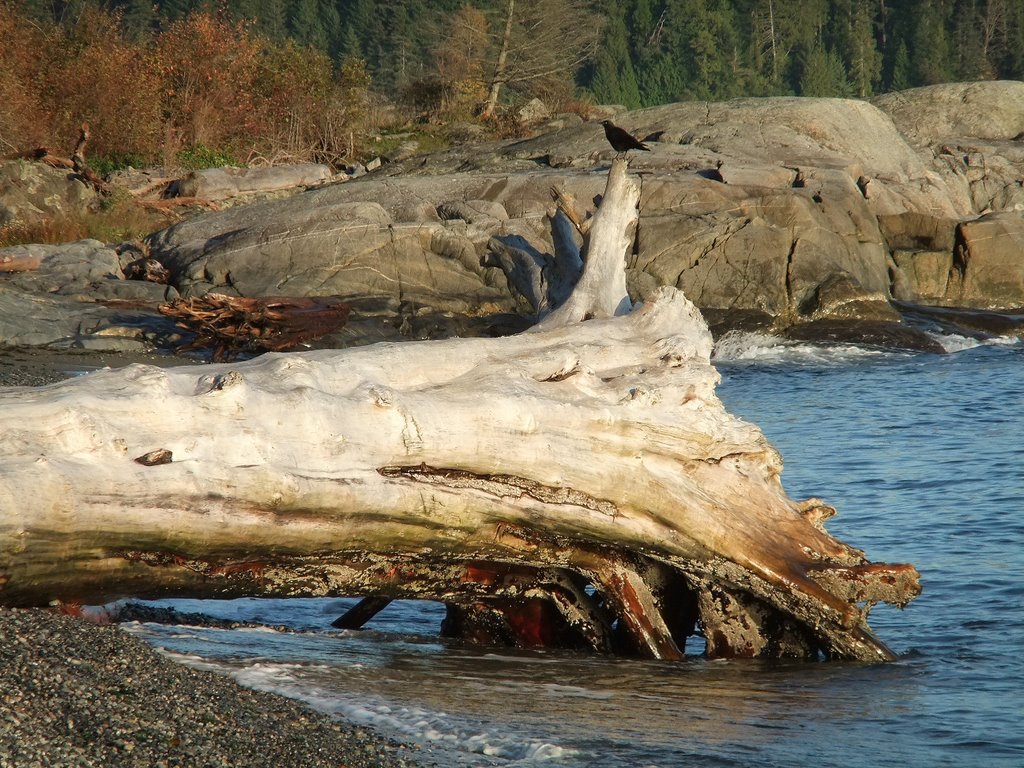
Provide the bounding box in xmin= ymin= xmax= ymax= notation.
xmin=91 ymin=153 xmax=148 ymax=178
xmin=176 ymin=144 xmax=238 ymax=170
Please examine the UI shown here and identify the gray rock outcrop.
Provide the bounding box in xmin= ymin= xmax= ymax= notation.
xmin=871 ymin=81 xmax=1024 ymax=310
xmin=1 ymin=240 xmax=176 ymax=303
xmin=146 ymin=187 xmax=518 ymax=315
xmin=0 ymin=161 xmax=96 ymax=227
xmin=0 ymin=240 xmax=178 ymax=350
xmin=950 ymin=212 xmax=1024 ymax=309
xmin=872 ymin=81 xmax=1024 ymax=146
xmin=149 ymin=94 xmax=976 ymax=346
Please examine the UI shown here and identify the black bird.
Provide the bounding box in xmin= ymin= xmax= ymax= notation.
xmin=601 ymin=119 xmax=650 ymax=156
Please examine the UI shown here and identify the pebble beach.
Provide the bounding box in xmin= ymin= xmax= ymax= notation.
xmin=0 ymin=608 xmax=431 ymax=768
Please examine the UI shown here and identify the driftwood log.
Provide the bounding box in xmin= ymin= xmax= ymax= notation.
xmin=21 ymin=123 xmax=107 ymax=192
xmin=0 ymin=159 xmax=920 ymax=661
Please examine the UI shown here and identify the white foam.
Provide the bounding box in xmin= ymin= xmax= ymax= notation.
xmin=926 ymin=331 xmax=1022 ymax=354
xmin=324 ymin=697 xmax=578 ymax=763
xmin=540 ymin=682 xmax=614 ymax=700
xmin=153 ymin=648 xmax=230 ymax=672
xmin=192 ymin=660 xmax=583 ymax=765
xmin=711 ymin=331 xmax=890 ymax=365
xmin=712 ymin=328 xmax=1021 ymax=363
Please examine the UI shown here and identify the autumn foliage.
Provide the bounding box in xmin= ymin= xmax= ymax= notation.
xmin=0 ymin=8 xmax=58 ymax=153
xmin=431 ymin=5 xmax=491 ymax=120
xmin=0 ymin=2 xmax=370 ymax=168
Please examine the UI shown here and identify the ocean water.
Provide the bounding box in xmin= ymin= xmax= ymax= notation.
xmin=124 ymin=331 xmax=1024 ymax=767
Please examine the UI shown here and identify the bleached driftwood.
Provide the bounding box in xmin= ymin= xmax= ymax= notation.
xmin=536 ymin=162 xmax=635 ymax=327
xmin=0 ymin=159 xmax=919 ymax=661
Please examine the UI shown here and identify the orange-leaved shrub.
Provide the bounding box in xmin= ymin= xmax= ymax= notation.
xmin=0 ymin=3 xmax=373 ymax=170
xmin=43 ymin=5 xmax=164 ymax=161
xmin=250 ymin=40 xmax=360 ymax=165
xmin=0 ymin=4 xmax=54 ymax=152
xmin=429 ymin=5 xmax=491 ymax=121
xmin=153 ymin=11 xmax=262 ymax=163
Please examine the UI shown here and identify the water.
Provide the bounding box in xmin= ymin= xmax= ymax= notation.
xmin=123 ymin=331 xmax=1024 ymax=767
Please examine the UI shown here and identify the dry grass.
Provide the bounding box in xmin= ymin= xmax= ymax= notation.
xmin=0 ymin=195 xmax=168 ymax=249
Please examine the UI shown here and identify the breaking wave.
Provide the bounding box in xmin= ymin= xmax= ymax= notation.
xmin=712 ymin=329 xmax=1020 ymax=363
xmin=711 ymin=331 xmax=894 ymax=364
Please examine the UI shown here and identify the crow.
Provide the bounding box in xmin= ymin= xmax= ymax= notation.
xmin=601 ymin=119 xmax=650 ymax=156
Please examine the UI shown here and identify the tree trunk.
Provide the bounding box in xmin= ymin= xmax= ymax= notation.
xmin=481 ymin=0 xmax=515 ymax=119
xmin=0 ymin=159 xmax=920 ymax=661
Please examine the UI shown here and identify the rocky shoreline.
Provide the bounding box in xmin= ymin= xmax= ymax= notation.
xmin=0 ymin=608 xmax=436 ymax=768
xmin=3 ymin=81 xmax=1024 ymax=357
xmin=0 ymin=347 xmax=184 ymax=387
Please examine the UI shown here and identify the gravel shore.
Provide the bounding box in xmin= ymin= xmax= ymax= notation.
xmin=0 ymin=347 xmax=190 ymax=388
xmin=0 ymin=608 xmax=433 ymax=768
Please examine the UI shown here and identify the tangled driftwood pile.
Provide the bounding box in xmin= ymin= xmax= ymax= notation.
xmin=159 ymin=294 xmax=351 ymax=361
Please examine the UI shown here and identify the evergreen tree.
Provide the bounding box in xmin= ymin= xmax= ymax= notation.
xmin=381 ymin=2 xmax=414 ymax=91
xmin=995 ymin=0 xmax=1024 ymax=77
xmin=336 ymin=23 xmax=362 ymax=59
xmin=843 ymin=0 xmax=882 ymax=96
xmin=25 ymin=0 xmax=1024 ymax=113
xmin=627 ymin=0 xmax=669 ymax=104
xmin=638 ymin=49 xmax=688 ymax=105
xmin=888 ymin=38 xmax=911 ymax=90
xmin=741 ymin=0 xmax=827 ymax=95
xmin=909 ymin=0 xmax=951 ymax=84
xmin=799 ymin=41 xmax=851 ymax=96
xmin=318 ymin=0 xmax=341 ymax=52
xmin=287 ymin=0 xmax=340 ymax=51
xmin=288 ymin=0 xmax=325 ymax=49
xmin=628 ymin=0 xmax=655 ymax=61
xmin=232 ymin=0 xmax=288 ymax=40
xmin=950 ymin=0 xmax=991 ymax=80
xmin=340 ymin=0 xmax=384 ymax=80
xmin=589 ymin=9 xmax=642 ymax=107
xmin=12 ymin=0 xmax=56 ymax=23
xmin=155 ymin=0 xmax=201 ymax=23
xmin=659 ymin=0 xmax=745 ymax=100
xmin=699 ymin=0 xmax=745 ymax=98
xmin=114 ymin=0 xmax=158 ymax=40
